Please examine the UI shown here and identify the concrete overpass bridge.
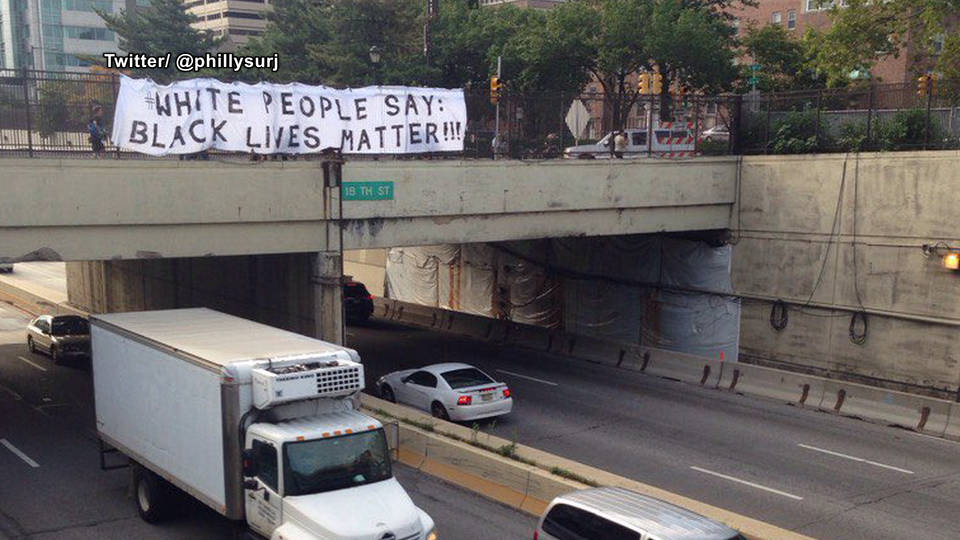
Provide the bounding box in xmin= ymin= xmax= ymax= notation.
xmin=1 ymin=157 xmax=736 ymax=261
xmin=1 ymin=156 xmax=736 ymax=342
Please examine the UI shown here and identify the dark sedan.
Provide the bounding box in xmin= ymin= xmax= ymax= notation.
xmin=344 ymin=280 xmax=375 ymax=323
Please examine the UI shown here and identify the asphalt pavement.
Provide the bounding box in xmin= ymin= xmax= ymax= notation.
xmin=348 ymin=319 xmax=960 ymax=540
xmin=0 ymin=301 xmax=536 ymax=540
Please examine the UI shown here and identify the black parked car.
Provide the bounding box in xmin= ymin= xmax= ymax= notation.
xmin=344 ymin=281 xmax=374 ymax=323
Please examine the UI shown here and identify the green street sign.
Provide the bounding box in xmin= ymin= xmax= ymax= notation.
xmin=750 ymin=64 xmax=762 ymax=71
xmin=343 ymin=181 xmax=394 ymax=201
xmin=748 ymin=76 xmax=759 ymax=84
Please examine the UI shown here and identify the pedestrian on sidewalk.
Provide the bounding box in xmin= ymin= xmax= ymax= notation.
xmin=613 ymin=130 xmax=627 ymax=159
xmin=87 ymin=106 xmax=106 ymax=159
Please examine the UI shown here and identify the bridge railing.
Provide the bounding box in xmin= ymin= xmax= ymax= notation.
xmin=0 ymin=69 xmax=740 ymax=160
xmin=4 ymin=69 xmax=955 ymax=159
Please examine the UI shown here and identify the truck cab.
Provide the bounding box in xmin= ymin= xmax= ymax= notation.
xmin=243 ymin=414 xmax=435 ymax=540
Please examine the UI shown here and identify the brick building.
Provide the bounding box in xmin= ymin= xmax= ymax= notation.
xmin=729 ymin=0 xmax=917 ymax=84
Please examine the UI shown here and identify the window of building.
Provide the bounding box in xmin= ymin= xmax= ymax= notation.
xmin=732 ymin=17 xmax=740 ymax=35
xmin=224 ymin=10 xmax=264 ymax=19
xmin=771 ymin=11 xmax=782 ymax=24
xmin=63 ymin=0 xmax=114 ymax=13
xmin=787 ymin=10 xmax=796 ymax=29
xmin=932 ymin=34 xmax=945 ymax=55
xmin=806 ymin=0 xmax=846 ymax=11
xmin=63 ymin=26 xmax=114 ymax=41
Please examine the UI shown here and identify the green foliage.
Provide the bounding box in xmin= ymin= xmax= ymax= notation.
xmin=36 ymin=83 xmax=76 ymax=139
xmin=770 ymin=110 xmax=820 ymax=154
xmin=698 ymin=138 xmax=728 ymax=155
xmin=96 ymin=0 xmax=220 ymax=80
xmin=548 ymin=466 xmax=601 ymax=487
xmin=741 ymin=23 xmax=823 ymax=92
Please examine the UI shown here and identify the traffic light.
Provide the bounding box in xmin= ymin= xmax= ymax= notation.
xmin=490 ymin=76 xmax=502 ymax=104
xmin=917 ymin=74 xmax=934 ymax=97
xmin=652 ymin=72 xmax=663 ymax=95
xmin=638 ymin=72 xmax=650 ymax=95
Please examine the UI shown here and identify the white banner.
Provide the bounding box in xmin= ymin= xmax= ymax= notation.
xmin=111 ymin=76 xmax=467 ymax=155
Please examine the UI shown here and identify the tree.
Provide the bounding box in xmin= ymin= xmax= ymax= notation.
xmin=741 ymin=23 xmax=823 ymax=92
xmin=235 ymin=0 xmax=332 ymax=83
xmin=547 ymin=0 xmax=743 ymax=129
xmin=805 ymin=0 xmax=960 ymax=93
xmin=96 ymin=0 xmax=220 ymax=80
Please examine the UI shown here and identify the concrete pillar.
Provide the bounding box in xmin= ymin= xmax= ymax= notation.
xmin=312 ymin=251 xmax=344 ymax=345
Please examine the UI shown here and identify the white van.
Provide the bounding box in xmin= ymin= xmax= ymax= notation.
xmin=563 ymin=124 xmax=697 ymax=159
xmin=535 ymin=487 xmax=744 ymax=540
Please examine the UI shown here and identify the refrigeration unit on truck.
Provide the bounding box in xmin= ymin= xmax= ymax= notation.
xmin=91 ymin=308 xmax=437 ymax=540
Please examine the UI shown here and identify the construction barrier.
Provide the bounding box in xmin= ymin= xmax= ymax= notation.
xmin=945 ymin=402 xmax=960 ymax=440
xmin=642 ymin=347 xmax=723 ymax=387
xmin=822 ymin=380 xmax=953 ymax=436
xmin=719 ymin=362 xmax=825 ymax=408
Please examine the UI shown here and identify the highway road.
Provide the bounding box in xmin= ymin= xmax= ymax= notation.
xmin=348 ymin=319 xmax=960 ymax=540
xmin=0 ymin=301 xmax=536 ymax=540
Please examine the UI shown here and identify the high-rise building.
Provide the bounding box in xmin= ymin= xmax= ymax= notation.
xmin=184 ymin=0 xmax=268 ymax=49
xmin=0 ymin=0 xmax=145 ymax=72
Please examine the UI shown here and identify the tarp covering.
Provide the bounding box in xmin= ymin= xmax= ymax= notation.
xmin=385 ymin=235 xmax=739 ymax=362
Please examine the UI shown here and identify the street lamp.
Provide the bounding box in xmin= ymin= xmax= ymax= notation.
xmin=369 ymin=46 xmax=382 ymax=86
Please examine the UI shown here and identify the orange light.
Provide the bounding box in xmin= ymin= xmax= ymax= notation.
xmin=943 ymin=252 xmax=960 ymax=270
xmin=333 ymin=430 xmax=342 ymax=435
xmin=322 ymin=432 xmax=331 ymax=437
xmin=296 ymin=435 xmax=305 ymax=441
xmin=367 ymin=425 xmax=376 ymax=430
xmin=345 ymin=429 xmax=353 ymax=434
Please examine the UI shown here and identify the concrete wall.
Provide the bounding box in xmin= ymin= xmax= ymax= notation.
xmin=1 ymin=157 xmax=736 ymax=261
xmin=66 ymin=254 xmax=320 ymax=336
xmin=733 ymin=151 xmax=960 ymax=395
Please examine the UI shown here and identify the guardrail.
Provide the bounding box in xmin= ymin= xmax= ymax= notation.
xmin=373 ymin=297 xmax=960 ymax=441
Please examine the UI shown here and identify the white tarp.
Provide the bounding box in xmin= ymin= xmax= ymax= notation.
xmin=111 ymin=76 xmax=467 ymax=155
xmin=385 ymin=235 xmax=740 ymax=362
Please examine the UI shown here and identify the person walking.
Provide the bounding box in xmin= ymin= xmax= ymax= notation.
xmin=613 ymin=130 xmax=628 ymax=159
xmin=87 ymin=106 xmax=106 ymax=158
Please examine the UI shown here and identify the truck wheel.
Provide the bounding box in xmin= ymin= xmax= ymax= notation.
xmin=134 ymin=467 xmax=168 ymax=523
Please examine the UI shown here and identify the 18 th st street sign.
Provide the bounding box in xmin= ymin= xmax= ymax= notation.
xmin=343 ymin=181 xmax=394 ymax=201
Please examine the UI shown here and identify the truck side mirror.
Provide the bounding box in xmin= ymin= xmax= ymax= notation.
xmin=242 ymin=448 xmax=258 ymax=478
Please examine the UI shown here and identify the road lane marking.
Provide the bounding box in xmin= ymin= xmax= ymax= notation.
xmin=1 ymin=438 xmax=39 ymax=468
xmin=689 ymin=466 xmax=803 ymax=500
xmin=797 ymin=443 xmax=914 ymax=474
xmin=17 ymin=356 xmax=47 ymax=372
xmin=495 ymin=369 xmax=558 ymax=386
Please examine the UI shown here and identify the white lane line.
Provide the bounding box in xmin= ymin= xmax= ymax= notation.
xmin=494 ymin=369 xmax=559 ymax=387
xmin=689 ymin=466 xmax=803 ymax=500
xmin=797 ymin=443 xmax=914 ymax=474
xmin=1 ymin=438 xmax=40 ymax=468
xmin=17 ymin=356 xmax=47 ymax=372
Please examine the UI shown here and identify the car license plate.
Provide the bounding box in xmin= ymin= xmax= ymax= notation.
xmin=482 ymin=393 xmax=493 ymax=402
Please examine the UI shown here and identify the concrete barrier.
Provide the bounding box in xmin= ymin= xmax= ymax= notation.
xmin=362 ymin=394 xmax=813 ymax=540
xmin=503 ymin=321 xmax=552 ymax=352
xmin=719 ymin=362 xmax=825 ymax=408
xmin=0 ymin=279 xmax=84 ymax=317
xmin=823 ymin=380 xmax=953 ymax=435
xmin=945 ymin=402 xmax=960 ymax=441
xmin=643 ymin=347 xmax=722 ymax=387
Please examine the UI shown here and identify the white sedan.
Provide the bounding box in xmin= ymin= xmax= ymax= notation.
xmin=376 ymin=362 xmax=513 ymax=421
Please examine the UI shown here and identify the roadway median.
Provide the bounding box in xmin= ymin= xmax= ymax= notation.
xmin=362 ymin=394 xmax=813 ymax=540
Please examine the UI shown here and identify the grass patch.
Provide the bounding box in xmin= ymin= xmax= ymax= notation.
xmin=549 ymin=466 xmax=601 ymax=487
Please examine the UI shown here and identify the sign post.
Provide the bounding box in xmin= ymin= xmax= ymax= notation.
xmin=494 ymin=55 xmax=501 ymax=160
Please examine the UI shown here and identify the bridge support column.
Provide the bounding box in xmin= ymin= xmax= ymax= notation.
xmin=311 ymin=251 xmax=344 ymax=345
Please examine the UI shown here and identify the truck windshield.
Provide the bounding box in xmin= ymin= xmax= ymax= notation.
xmin=283 ymin=429 xmax=392 ymax=496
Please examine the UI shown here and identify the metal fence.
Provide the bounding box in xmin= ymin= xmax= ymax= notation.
xmin=740 ymin=82 xmax=960 ymax=154
xmin=3 ymin=69 xmax=956 ymax=159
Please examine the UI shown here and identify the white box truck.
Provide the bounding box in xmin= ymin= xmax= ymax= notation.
xmin=92 ymin=308 xmax=436 ymax=540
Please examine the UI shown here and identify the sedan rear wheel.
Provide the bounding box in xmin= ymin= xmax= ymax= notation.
xmin=27 ymin=337 xmax=36 ymax=354
xmin=431 ymin=401 xmax=450 ymax=421
xmin=380 ymin=385 xmax=396 ymax=403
